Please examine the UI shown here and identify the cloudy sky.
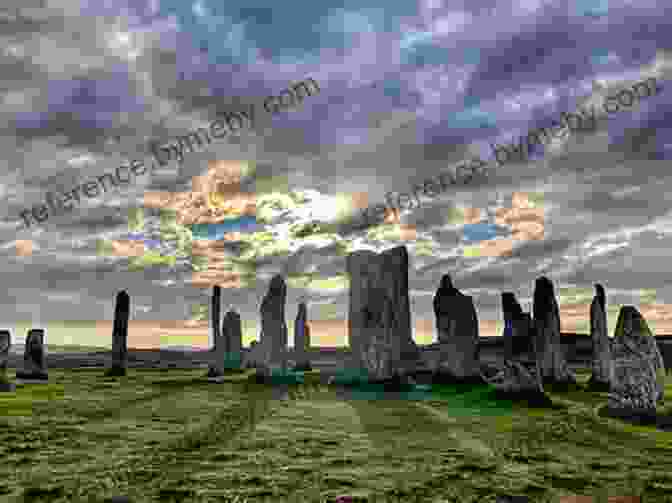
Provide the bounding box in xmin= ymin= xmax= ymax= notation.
xmin=1 ymin=0 xmax=672 ymax=348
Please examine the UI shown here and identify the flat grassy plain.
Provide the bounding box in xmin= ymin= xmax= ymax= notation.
xmin=1 ymin=368 xmax=671 ymax=503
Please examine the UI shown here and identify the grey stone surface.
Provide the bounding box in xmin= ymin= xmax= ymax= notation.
xmin=347 ymin=245 xmax=419 ymax=375
xmin=609 ymin=306 xmax=665 ymax=413
xmin=533 ymin=276 xmax=575 ymax=385
xmin=293 ymin=302 xmax=311 ymax=370
xmin=17 ymin=328 xmax=48 ymax=380
xmin=360 ymin=287 xmax=400 ymax=380
xmin=107 ymin=290 xmax=130 ymax=376
xmin=588 ymin=283 xmax=613 ymax=389
xmin=223 ymin=309 xmax=243 ymax=356
xmin=501 ymin=292 xmax=534 ymax=362
xmin=253 ymin=274 xmax=289 ymax=372
xmin=0 ymin=330 xmax=14 ymax=391
xmin=208 ymin=286 xmax=224 ymax=377
xmin=432 ymin=274 xmax=480 ymax=379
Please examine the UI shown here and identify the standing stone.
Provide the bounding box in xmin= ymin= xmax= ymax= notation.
xmin=222 ymin=309 xmax=243 ymax=369
xmin=106 ymin=290 xmax=130 ymax=377
xmin=588 ymin=283 xmax=613 ymax=390
xmin=607 ymin=306 xmax=665 ymax=414
xmin=532 ymin=276 xmax=575 ymax=385
xmin=16 ymin=328 xmax=48 ymax=381
xmin=347 ymin=246 xmax=419 ymax=377
xmin=501 ymin=292 xmax=534 ymax=362
xmin=253 ymin=274 xmax=289 ymax=373
xmin=293 ymin=302 xmax=311 ymax=371
xmin=358 ymin=287 xmax=401 ymax=381
xmin=207 ymin=286 xmax=224 ymax=377
xmin=0 ymin=330 xmax=15 ymax=391
xmin=432 ymin=274 xmax=480 ymax=381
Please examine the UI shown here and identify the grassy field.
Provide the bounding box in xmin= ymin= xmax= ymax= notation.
xmin=1 ymin=368 xmax=671 ymax=503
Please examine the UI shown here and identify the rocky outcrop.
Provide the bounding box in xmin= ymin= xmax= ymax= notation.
xmin=587 ymin=283 xmax=613 ymax=391
xmin=16 ymin=328 xmax=48 ymax=381
xmin=105 ymin=290 xmax=130 ymax=377
xmin=432 ymin=274 xmax=481 ymax=381
xmin=606 ymin=306 xmax=665 ymax=414
xmin=211 ymin=285 xmax=222 ymax=350
xmin=533 ymin=276 xmax=576 ymax=386
xmin=347 ymin=246 xmax=419 ymax=378
xmin=293 ymin=302 xmax=311 ymax=371
xmin=0 ymin=330 xmax=14 ymax=391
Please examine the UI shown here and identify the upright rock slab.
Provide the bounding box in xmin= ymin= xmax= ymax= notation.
xmin=588 ymin=283 xmax=613 ymax=390
xmin=293 ymin=302 xmax=311 ymax=371
xmin=358 ymin=287 xmax=401 ymax=381
xmin=432 ymin=274 xmax=480 ymax=380
xmin=208 ymin=286 xmax=225 ymax=378
xmin=256 ymin=274 xmax=289 ymax=373
xmin=0 ymin=330 xmax=15 ymax=392
xmin=16 ymin=328 xmax=48 ymax=381
xmin=532 ymin=276 xmax=575 ymax=386
xmin=106 ymin=290 xmax=130 ymax=377
xmin=222 ymin=309 xmax=243 ymax=369
xmin=347 ymin=245 xmax=418 ymax=377
xmin=608 ymin=306 xmax=665 ymax=414
xmin=502 ymin=292 xmax=535 ymax=363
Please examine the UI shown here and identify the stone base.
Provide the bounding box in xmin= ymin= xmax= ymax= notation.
xmin=104 ymin=367 xmax=127 ymax=377
xmin=15 ymin=371 xmax=48 ymax=382
xmin=585 ymin=375 xmax=611 ymax=392
xmin=598 ymin=404 xmax=660 ymax=426
xmin=206 ymin=376 xmax=228 ymax=383
xmin=430 ymin=370 xmax=486 ymax=386
xmin=0 ymin=381 xmax=16 ymax=392
xmin=292 ymin=362 xmax=312 ymax=372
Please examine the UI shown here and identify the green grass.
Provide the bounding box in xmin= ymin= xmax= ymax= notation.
xmin=0 ymin=368 xmax=671 ymax=502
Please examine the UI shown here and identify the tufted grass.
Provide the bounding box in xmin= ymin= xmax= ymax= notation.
xmin=0 ymin=368 xmax=670 ymax=502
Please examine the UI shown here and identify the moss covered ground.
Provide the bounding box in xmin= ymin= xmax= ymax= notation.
xmin=1 ymin=368 xmax=671 ymax=502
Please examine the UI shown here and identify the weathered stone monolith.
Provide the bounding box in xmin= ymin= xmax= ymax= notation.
xmin=0 ymin=330 xmax=15 ymax=391
xmin=252 ymin=274 xmax=289 ymax=373
xmin=501 ymin=292 xmax=534 ymax=362
xmin=222 ymin=309 xmax=243 ymax=369
xmin=607 ymin=306 xmax=665 ymax=414
xmin=432 ymin=274 xmax=481 ymax=381
xmin=207 ymin=286 xmax=225 ymax=378
xmin=16 ymin=328 xmax=48 ymax=382
xmin=532 ymin=276 xmax=575 ymax=386
xmin=293 ymin=302 xmax=311 ymax=371
xmin=347 ymin=245 xmax=419 ymax=378
xmin=105 ymin=290 xmax=130 ymax=377
xmin=587 ymin=283 xmax=613 ymax=391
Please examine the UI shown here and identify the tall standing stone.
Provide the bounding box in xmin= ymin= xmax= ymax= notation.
xmin=254 ymin=274 xmax=289 ymax=372
xmin=106 ymin=290 xmax=130 ymax=377
xmin=501 ymin=292 xmax=534 ymax=362
xmin=293 ymin=302 xmax=311 ymax=371
xmin=588 ymin=283 xmax=613 ymax=390
xmin=607 ymin=306 xmax=665 ymax=414
xmin=208 ymin=286 xmax=225 ymax=377
xmin=432 ymin=274 xmax=480 ymax=380
xmin=532 ymin=276 xmax=575 ymax=385
xmin=347 ymin=245 xmax=418 ymax=377
xmin=16 ymin=328 xmax=48 ymax=381
xmin=0 ymin=330 xmax=15 ymax=391
xmin=222 ymin=309 xmax=243 ymax=369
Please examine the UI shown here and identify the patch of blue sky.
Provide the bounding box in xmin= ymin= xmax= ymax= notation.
xmin=575 ymin=0 xmax=609 ymax=18
xmin=158 ymin=0 xmax=416 ymax=65
xmin=462 ymin=47 xmax=481 ymax=66
xmin=590 ymin=48 xmax=612 ymax=65
xmin=190 ymin=216 xmax=259 ymax=240
xmin=401 ymin=42 xmax=448 ymax=68
xmin=451 ymin=99 xmax=496 ymax=130
xmin=462 ymin=222 xmax=510 ymax=244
